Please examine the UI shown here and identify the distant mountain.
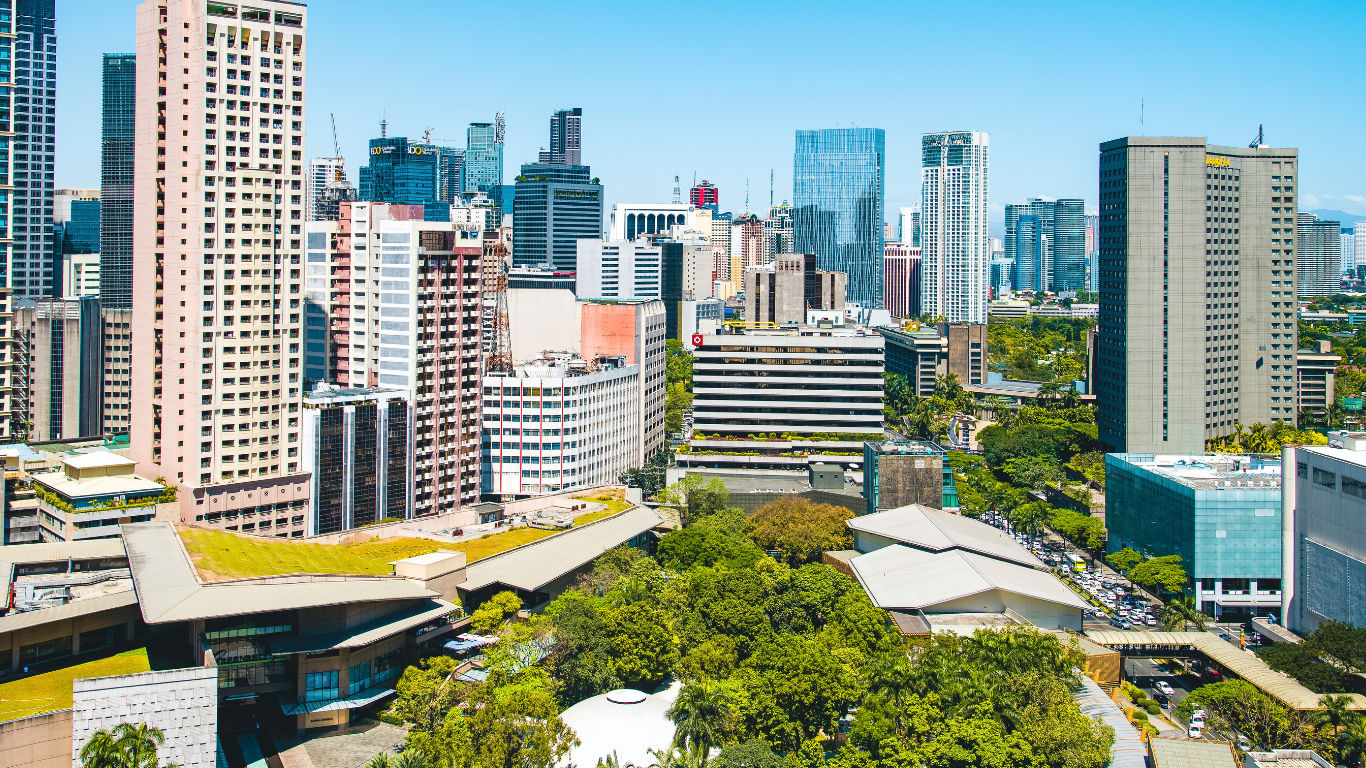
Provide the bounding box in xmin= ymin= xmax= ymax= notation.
xmin=1306 ymin=209 xmax=1366 ymax=228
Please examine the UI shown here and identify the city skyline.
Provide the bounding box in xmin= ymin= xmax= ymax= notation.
xmin=53 ymin=0 xmax=1366 ymax=225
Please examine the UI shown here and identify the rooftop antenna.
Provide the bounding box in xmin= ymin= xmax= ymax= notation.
xmin=1249 ymin=124 xmax=1264 ymax=148
xmin=423 ymin=127 xmax=434 ymax=143
xmin=744 ymin=178 xmax=750 ymax=213
xmin=380 ymin=118 xmax=388 ymax=138
xmin=769 ymin=169 xmax=774 ymax=210
xmin=1140 ymin=98 xmax=1144 ymax=129
xmin=692 ymin=171 xmax=697 ymax=187
xmin=672 ymin=175 xmax=682 ymax=204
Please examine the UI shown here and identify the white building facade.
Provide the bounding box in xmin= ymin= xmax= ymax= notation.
xmin=920 ymin=131 xmax=990 ymax=323
xmin=575 ymin=240 xmax=663 ymax=300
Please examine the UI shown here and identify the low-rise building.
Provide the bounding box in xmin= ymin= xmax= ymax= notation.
xmin=863 ymin=440 xmax=958 ymax=514
xmin=1283 ymin=434 xmax=1366 ymax=633
xmin=1245 ymin=750 xmax=1334 ymax=768
xmin=1295 ymin=341 xmax=1339 ymax=413
xmin=879 ymin=322 xmax=987 ymax=396
xmin=1107 ymin=453 xmax=1283 ymax=621
xmin=743 ymin=253 xmax=846 ymax=327
xmin=31 ymin=453 xmax=172 ymax=542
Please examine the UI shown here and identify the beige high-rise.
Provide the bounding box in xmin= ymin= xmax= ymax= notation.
xmin=1096 ymin=137 xmax=1298 ymax=454
xmin=131 ymin=0 xmax=311 ymax=528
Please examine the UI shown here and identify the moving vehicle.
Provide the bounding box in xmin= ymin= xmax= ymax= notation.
xmin=1155 ymin=681 xmax=1175 ymax=695
xmin=1189 ymin=726 xmax=1202 ymax=739
xmin=1071 ymin=555 xmax=1087 ymax=572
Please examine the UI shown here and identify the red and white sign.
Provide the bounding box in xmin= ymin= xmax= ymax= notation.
xmin=690 ymin=334 xmax=704 ymax=347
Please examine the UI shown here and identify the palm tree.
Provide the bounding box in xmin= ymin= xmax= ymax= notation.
xmin=113 ymin=723 xmax=165 ymax=768
xmin=1315 ymin=695 xmax=1355 ymax=737
xmin=648 ymin=744 xmax=709 ymax=768
xmin=391 ymin=751 xmax=427 ymax=768
xmin=364 ymin=755 xmax=394 ymax=768
xmin=1159 ymin=595 xmax=1208 ymax=632
xmin=667 ymin=681 xmax=735 ymax=753
xmin=866 ymin=654 xmax=916 ymax=711
xmin=1340 ymin=715 xmax=1366 ymax=768
xmin=79 ymin=729 xmax=122 ymax=768
xmin=596 ymin=752 xmax=635 ymax=768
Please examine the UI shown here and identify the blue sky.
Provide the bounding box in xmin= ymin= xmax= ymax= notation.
xmin=58 ymin=0 xmax=1366 ymax=225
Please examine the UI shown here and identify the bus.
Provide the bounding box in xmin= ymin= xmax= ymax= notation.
xmin=1070 ymin=555 xmax=1087 ymax=573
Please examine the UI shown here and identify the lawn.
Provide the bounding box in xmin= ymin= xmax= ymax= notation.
xmin=181 ymin=492 xmax=637 ymax=581
xmin=0 ymin=647 xmax=150 ymax=722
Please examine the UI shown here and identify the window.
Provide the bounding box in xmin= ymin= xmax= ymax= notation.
xmin=348 ymin=661 xmax=372 ymax=695
xmin=304 ymin=670 xmax=339 ymax=702
xmin=373 ymin=650 xmax=401 ymax=683
xmin=1343 ymin=476 xmax=1366 ymax=501
xmin=1313 ymin=467 xmax=1337 ymax=489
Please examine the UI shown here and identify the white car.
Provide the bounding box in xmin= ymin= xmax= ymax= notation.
xmin=1155 ymin=681 xmax=1175 ymax=695
xmin=1190 ymin=715 xmax=1206 ymax=729
xmin=1189 ymin=726 xmax=1202 ymax=739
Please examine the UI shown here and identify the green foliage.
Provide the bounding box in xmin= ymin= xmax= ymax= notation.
xmin=1049 ymin=508 xmax=1106 ymax=550
xmin=1177 ymin=680 xmax=1299 ymax=749
xmin=603 ymin=602 xmax=679 ymax=689
xmin=711 ymin=740 xmax=787 ymax=768
xmin=665 ymin=340 xmax=695 ymax=436
xmin=469 ymin=590 xmax=522 ymax=634
xmin=659 ymin=475 xmax=731 ymax=526
xmin=620 ymin=451 xmax=670 ymax=498
xmin=668 ymin=680 xmax=739 ymax=752
xmin=1257 ymin=622 xmax=1366 ymax=692
xmin=1002 ymin=456 xmax=1065 ymax=491
xmin=1159 ymin=595 xmax=1208 ymax=631
xmin=656 ymin=509 xmax=766 ymax=570
xmin=747 ymin=496 xmax=854 ymax=565
xmin=988 ymin=316 xmax=1095 ymax=383
xmin=1206 ymin=422 xmax=1327 ymax=453
xmin=978 ymin=422 xmax=1099 ymax=467
xmin=1105 ymin=547 xmax=1143 ymax=574
xmin=80 ymin=722 xmax=169 ymax=768
xmin=1127 ymin=555 xmax=1188 ymax=595
xmin=1066 ymin=451 xmax=1106 ymax=487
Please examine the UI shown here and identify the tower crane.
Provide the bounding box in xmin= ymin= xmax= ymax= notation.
xmin=329 ymin=112 xmax=344 ymax=184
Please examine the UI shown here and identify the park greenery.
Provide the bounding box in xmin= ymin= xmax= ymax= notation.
xmin=987 ymin=316 xmax=1094 ymax=383
xmin=1257 ymin=622 xmax=1366 ymax=694
xmin=665 ymin=339 xmax=695 ymax=435
xmin=1205 ymin=422 xmax=1327 ymax=453
xmin=1174 ymin=684 xmax=1364 ymax=764
xmin=79 ymin=723 xmax=179 ymax=768
xmin=384 ymin=482 xmax=1116 ymax=768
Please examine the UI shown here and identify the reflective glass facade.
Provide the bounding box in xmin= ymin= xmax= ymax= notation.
xmin=13 ymin=0 xmax=54 ymax=298
xmin=99 ymin=52 xmax=135 ymax=310
xmin=1003 ymin=198 xmax=1085 ymax=293
xmin=461 ymin=121 xmax=502 ymax=194
xmin=358 ymin=137 xmax=463 ymax=204
xmin=511 ymin=162 xmax=602 ymax=270
xmin=793 ymin=128 xmax=886 ymax=307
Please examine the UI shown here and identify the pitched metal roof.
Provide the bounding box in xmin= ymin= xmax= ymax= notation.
xmin=847 ymin=504 xmax=1045 ymax=568
xmin=1149 ymin=739 xmax=1239 ymax=768
xmin=849 ymin=544 xmax=1090 ymax=612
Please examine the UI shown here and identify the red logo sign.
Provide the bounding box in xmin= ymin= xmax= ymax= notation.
xmin=691 ymin=334 xmax=704 ymax=347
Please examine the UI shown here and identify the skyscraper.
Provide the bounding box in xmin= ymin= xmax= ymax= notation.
xmin=1011 ymin=214 xmax=1046 ymax=292
xmin=1296 ymin=212 xmax=1341 ymax=297
xmin=690 ymin=180 xmax=719 ymax=210
xmin=883 ymin=242 xmax=922 ymax=318
xmin=920 ymin=131 xmax=989 ymax=322
xmin=763 ymin=202 xmax=793 ymax=262
xmin=1342 ymin=228 xmax=1357 ymax=275
xmin=538 ymin=107 xmax=582 ymax=165
xmin=1096 ymin=137 xmax=1298 ymax=454
xmin=100 ymin=52 xmax=135 ymax=310
xmin=131 ymin=0 xmax=311 ymax=525
xmin=511 ymin=162 xmax=603 ymax=271
xmin=306 ymin=156 xmax=348 ymax=220
xmin=13 ymin=0 xmax=55 ymax=298
xmin=1003 ymin=198 xmax=1086 ymax=293
xmin=793 ymin=128 xmax=886 ymax=307
xmin=358 ymin=136 xmax=463 ymax=205
xmin=897 ymin=206 xmax=920 ymax=247
xmin=461 ymin=121 xmax=503 ymax=194
xmin=0 ymin=2 xmax=24 ymax=438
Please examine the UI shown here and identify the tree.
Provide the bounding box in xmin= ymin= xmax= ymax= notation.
xmin=648 ymin=745 xmax=710 ymax=768
xmin=1158 ymin=595 xmax=1208 ymax=631
xmin=659 ymin=476 xmax=730 ymax=526
xmin=1315 ymin=695 xmax=1355 ymax=737
xmin=80 ymin=730 xmax=124 ymax=768
xmin=80 ymin=724 xmax=170 ymax=768
xmin=1178 ymin=680 xmax=1295 ymax=749
xmin=1008 ymin=501 xmax=1052 ymax=542
xmin=393 ymin=655 xmax=461 ymax=734
xmin=1127 ymin=555 xmax=1188 ymax=595
xmin=1258 ymin=643 xmax=1349 ymax=693
xmin=711 ymin=740 xmax=786 ymax=768
xmin=363 ymin=755 xmax=393 ymax=768
xmin=604 ymin=602 xmax=679 ymax=688
xmin=1017 ymin=677 xmax=1114 ymax=768
xmin=1340 ymin=715 xmax=1366 ymax=768
xmin=1003 ymin=456 xmax=1065 ymax=491
xmin=734 ymin=635 xmax=861 ymax=751
xmin=470 ymin=590 xmax=523 ymax=634
xmin=667 ymin=680 xmax=738 ymax=753
xmin=456 ymin=667 xmax=579 ymax=768
xmin=1105 ymin=548 xmax=1143 ymax=574
xmin=747 ymin=496 xmax=855 ymax=564
xmin=656 ymin=516 xmax=766 ymax=571
xmin=391 ymin=753 xmax=426 ymax=768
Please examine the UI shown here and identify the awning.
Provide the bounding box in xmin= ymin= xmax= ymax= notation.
xmin=279 ymin=684 xmax=396 ymax=715
xmin=269 ymin=600 xmax=460 ymax=655
xmin=442 ymin=633 xmax=500 ymax=654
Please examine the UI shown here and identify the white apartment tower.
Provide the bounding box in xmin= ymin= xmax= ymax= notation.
xmin=306 ymin=155 xmax=345 ymax=220
xmin=920 ymin=131 xmax=989 ymax=323
xmin=131 ymin=0 xmax=312 ymax=526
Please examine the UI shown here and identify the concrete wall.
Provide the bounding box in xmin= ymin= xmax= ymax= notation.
xmin=932 ymin=591 xmax=1083 ymax=631
xmin=0 ymin=709 xmax=72 ymax=768
xmin=72 ymin=666 xmax=218 ymax=768
xmin=508 ymin=288 xmax=581 ymax=363
xmin=0 ymin=604 xmax=139 ymax=673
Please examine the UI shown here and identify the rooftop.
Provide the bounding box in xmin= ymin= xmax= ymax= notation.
xmin=866 ymin=440 xmax=947 ymax=456
xmin=62 ymin=452 xmax=136 ymax=471
xmin=1109 ymin=453 xmax=1282 ymax=490
xmin=1245 ymin=751 xmax=1334 ymax=768
xmin=848 ymin=504 xmax=1045 ymax=568
xmin=32 ymin=468 xmax=165 ymax=500
xmin=559 ymin=687 xmax=678 ymax=768
xmin=1147 ymin=739 xmax=1238 ymax=768
xmin=304 ymin=384 xmax=408 ymax=404
xmin=849 ymin=544 xmax=1090 ymax=612
xmin=0 ymin=647 xmax=150 ymax=722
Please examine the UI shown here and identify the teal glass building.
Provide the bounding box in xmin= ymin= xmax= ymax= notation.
xmin=358 ymin=137 xmax=463 ymax=205
xmin=461 ymin=122 xmax=502 ymax=194
xmin=100 ymin=52 xmax=135 ymax=310
xmin=1106 ymin=453 xmax=1283 ymax=620
xmin=793 ymin=128 xmax=886 ymax=308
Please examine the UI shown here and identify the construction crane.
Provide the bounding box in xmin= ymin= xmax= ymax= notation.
xmin=329 ymin=112 xmax=344 ymax=183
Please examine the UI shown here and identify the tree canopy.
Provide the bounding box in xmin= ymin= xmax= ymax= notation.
xmin=747 ymin=496 xmax=855 ymax=565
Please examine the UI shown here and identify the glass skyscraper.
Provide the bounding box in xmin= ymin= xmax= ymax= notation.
xmin=792 ymin=128 xmax=886 ymax=307
xmin=13 ymin=0 xmax=54 ymax=297
xmin=100 ymin=52 xmax=135 ymax=310
xmin=461 ymin=121 xmax=503 ymax=194
xmin=512 ymin=162 xmax=602 ymax=271
xmin=358 ymin=137 xmax=463 ymax=205
xmin=1003 ymin=198 xmax=1085 ymax=293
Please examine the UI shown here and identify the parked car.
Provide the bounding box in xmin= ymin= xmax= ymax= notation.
xmin=1155 ymin=681 xmax=1175 ymax=695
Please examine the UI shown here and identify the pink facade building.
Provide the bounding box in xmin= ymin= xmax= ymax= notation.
xmin=131 ymin=0 xmax=312 ymax=533
xmin=884 ymin=243 xmax=923 ymax=319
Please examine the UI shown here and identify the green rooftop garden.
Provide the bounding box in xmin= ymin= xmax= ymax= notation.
xmin=0 ymin=647 xmax=150 ymax=722
xmin=180 ymin=491 xmax=633 ymax=581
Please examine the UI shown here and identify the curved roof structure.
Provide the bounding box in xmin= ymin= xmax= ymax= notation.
xmin=847 ymin=504 xmax=1044 ymax=568
xmin=849 ymin=544 xmax=1090 ymax=612
xmin=558 ymin=688 xmax=676 ymax=767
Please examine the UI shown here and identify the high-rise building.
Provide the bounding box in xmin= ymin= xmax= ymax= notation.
xmin=358 ymin=136 xmax=463 ymax=205
xmin=54 ymin=190 xmax=101 ymax=257
xmin=1003 ymin=198 xmax=1085 ymax=293
xmin=131 ymin=0 xmax=312 ymax=527
xmin=883 ymin=242 xmax=921 ymax=318
xmin=461 ymin=121 xmax=503 ymax=194
xmin=708 ymin=210 xmax=733 ymax=281
xmin=743 ymin=253 xmax=847 ymax=326
xmin=580 ymin=299 xmax=667 ymax=463
xmin=300 ymin=385 xmax=412 ymax=535
xmin=0 ymin=2 xmax=23 ymax=440
xmin=576 ymin=240 xmax=664 ymax=299
xmin=511 ymin=162 xmax=603 ymax=271
xmin=920 ymin=131 xmax=990 ymax=322
xmin=12 ymin=0 xmax=56 ymax=299
xmin=15 ymin=297 xmax=103 ymax=441
xmin=690 ymin=179 xmax=718 ymax=210
xmin=306 ymin=156 xmax=348 ymax=220
xmin=538 ymin=107 xmax=582 ymax=165
xmin=897 ymin=206 xmax=920 ymax=248
xmin=730 ymin=213 xmax=764 ymax=276
xmin=1096 ymin=137 xmax=1298 ymax=454
xmin=1283 ymin=436 xmax=1366 ymax=633
xmin=1296 ymin=212 xmax=1340 ymax=297
xmin=61 ymin=252 xmax=101 ymax=297
xmin=100 ymin=53 xmax=136 ymax=311
xmin=1343 ymin=228 xmax=1357 ymax=274
xmin=793 ymin=128 xmax=886 ymax=307
xmin=763 ymin=202 xmax=794 ymax=262
xmin=103 ymin=308 xmax=131 ymax=436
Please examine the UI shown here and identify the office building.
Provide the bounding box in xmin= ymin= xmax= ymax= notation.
xmin=15 ymin=296 xmax=103 ymax=441
xmin=576 ymin=239 xmax=663 ymax=300
xmin=743 ymin=252 xmax=846 ymax=326
xmin=1343 ymin=229 xmax=1357 ymax=274
xmin=921 ymin=131 xmax=990 ymax=322
xmin=764 ymin=201 xmax=794 ymax=262
xmin=358 ymin=136 xmax=462 ymax=205
xmin=301 ymin=385 xmax=412 ymax=536
xmin=608 ymin=202 xmax=695 ymax=241
xmin=1296 ymin=212 xmax=1340 ymax=297
xmin=100 ymin=52 xmax=136 ymax=311
xmin=55 ymin=190 xmax=101 ymax=255
xmin=1107 ymin=453 xmax=1283 ymax=619
xmin=1295 ymin=340 xmax=1339 ymax=413
xmin=879 ymin=322 xmax=988 ymax=396
xmin=1003 ymin=198 xmax=1086 ymax=293
xmin=103 ymin=308 xmax=131 ymax=436
xmin=0 ymin=2 xmax=22 ymax=439
xmin=679 ymin=328 xmax=884 ymax=473
xmin=898 ymin=206 xmax=921 ymax=248
xmin=512 ymin=162 xmax=603 ymax=270
xmin=708 ymin=209 xmax=733 ymax=279
xmin=482 ymin=353 xmax=639 ymax=496
xmin=884 ymin=243 xmax=921 ymax=318
xmin=11 ymin=0 xmax=55 ymax=299
xmin=32 ymin=452 xmax=171 ymax=542
xmin=580 ymin=299 xmax=667 ymax=463
xmin=461 ymin=120 xmax=503 ymax=194
xmin=690 ymin=179 xmax=718 ymax=209
xmin=731 ymin=213 xmax=764 ymax=276
xmin=62 ymin=252 xmax=101 ymax=297
xmin=1283 ymin=435 xmax=1366 ymax=632
xmin=793 ymin=128 xmax=886 ymax=307
xmin=539 ymin=107 xmax=583 ymax=165
xmin=307 ymin=156 xmax=346 ymax=219
xmin=863 ymin=440 xmax=958 ymax=514
xmin=1096 ymin=137 xmax=1298 ymax=454
xmin=131 ymin=0 xmax=311 ymax=528
xmin=989 ymin=254 xmax=1013 ymax=297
